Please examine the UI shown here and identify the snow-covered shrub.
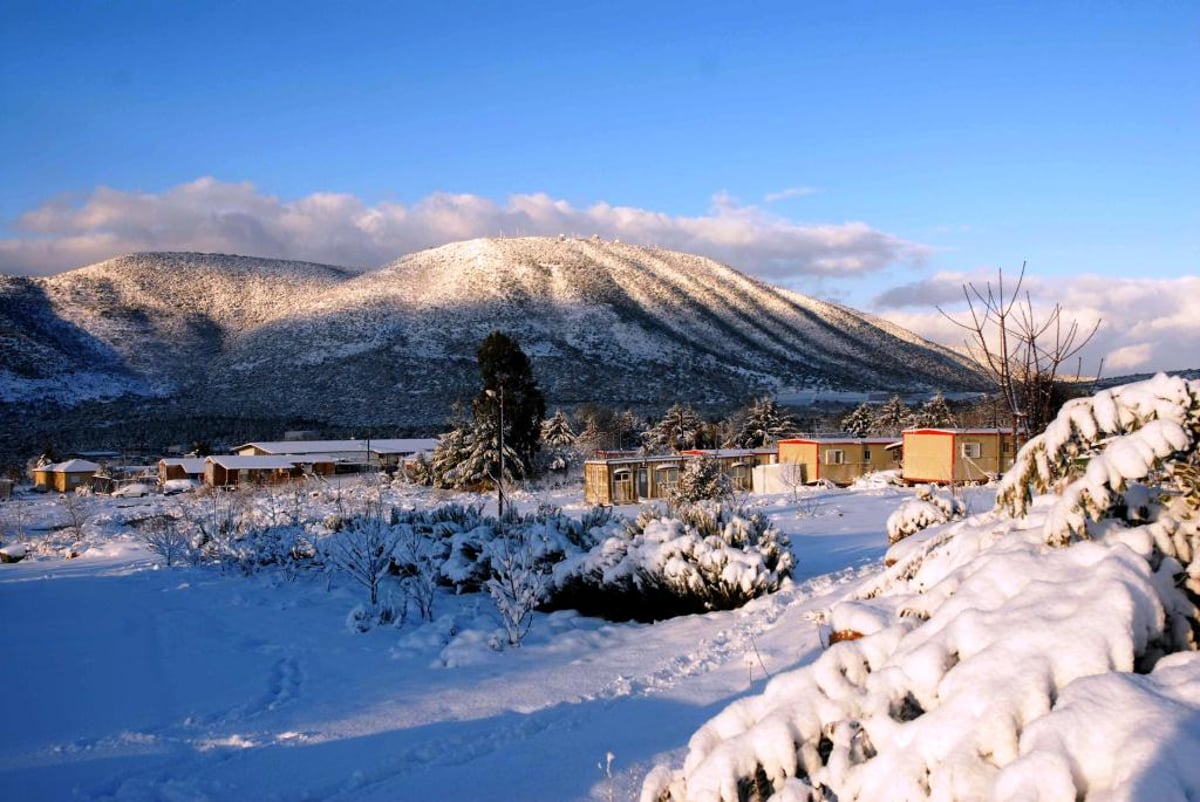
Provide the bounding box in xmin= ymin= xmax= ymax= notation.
xmin=321 ymin=504 xmax=398 ymax=606
xmin=996 ymin=372 xmax=1200 ymax=547
xmin=885 ymin=484 xmax=966 ymax=545
xmin=485 ymin=530 xmax=551 ymax=647
xmin=137 ymin=514 xmax=191 ymax=567
xmin=643 ymin=374 xmax=1200 ymax=802
xmin=672 ymin=457 xmax=733 ymax=504
xmin=549 ymin=501 xmax=793 ymax=622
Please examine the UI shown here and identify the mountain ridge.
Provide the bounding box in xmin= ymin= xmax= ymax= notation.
xmin=0 ymin=238 xmax=985 ymax=453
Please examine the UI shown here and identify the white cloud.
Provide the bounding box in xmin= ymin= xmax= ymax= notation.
xmin=875 ymin=275 xmax=1200 ymax=375
xmin=763 ymin=186 xmax=819 ymax=203
xmin=0 ymin=178 xmax=928 ymax=281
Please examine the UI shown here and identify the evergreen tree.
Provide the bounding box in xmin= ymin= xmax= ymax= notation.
xmin=872 ymin=395 xmax=912 ymax=436
xmin=914 ymin=391 xmax=958 ymax=429
xmin=540 ymin=410 xmax=576 ymax=448
xmin=471 ymin=331 xmax=546 ymax=479
xmin=841 ymin=401 xmax=876 ymax=438
xmin=645 ymin=404 xmax=704 ymax=453
xmin=431 ymin=419 xmax=473 ymax=489
xmin=540 ymin=410 xmax=577 ymax=472
xmin=733 ymin=396 xmax=796 ymax=448
xmin=672 ymin=457 xmax=733 ymax=503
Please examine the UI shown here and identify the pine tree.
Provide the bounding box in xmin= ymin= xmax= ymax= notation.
xmin=914 ymin=391 xmax=958 ymax=429
xmin=672 ymin=457 xmax=733 ymax=503
xmin=431 ymin=421 xmax=473 ymax=489
xmin=540 ymin=409 xmax=577 ymax=472
xmin=841 ymin=401 xmax=876 ymax=438
xmin=645 ymin=404 xmax=704 ymax=453
xmin=540 ymin=410 xmax=576 ymax=448
xmin=471 ymin=331 xmax=546 ymax=479
xmin=733 ymin=396 xmax=796 ymax=448
xmin=872 ymin=395 xmax=912 ymax=436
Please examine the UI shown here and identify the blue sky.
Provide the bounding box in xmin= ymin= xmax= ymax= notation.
xmin=2 ymin=1 xmax=1197 ymax=372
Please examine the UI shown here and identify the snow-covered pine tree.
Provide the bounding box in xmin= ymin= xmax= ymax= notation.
xmin=872 ymin=395 xmax=913 ymax=436
xmin=673 ymin=457 xmax=734 ymax=504
xmin=841 ymin=401 xmax=876 ymax=438
xmin=540 ymin=409 xmax=576 ymax=447
xmin=913 ymin=390 xmax=958 ymax=429
xmin=733 ymin=396 xmax=796 ymax=448
xmin=540 ymin=409 xmax=577 ymax=472
xmin=430 ymin=423 xmax=474 ymax=489
xmin=645 ymin=404 xmax=705 ymax=453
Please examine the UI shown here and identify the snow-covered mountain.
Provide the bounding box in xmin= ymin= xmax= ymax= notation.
xmin=0 ymin=238 xmax=983 ymax=440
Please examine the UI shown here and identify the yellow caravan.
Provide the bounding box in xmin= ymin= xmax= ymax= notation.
xmin=776 ymin=437 xmax=900 ymax=486
xmin=901 ymin=428 xmax=1014 ymax=484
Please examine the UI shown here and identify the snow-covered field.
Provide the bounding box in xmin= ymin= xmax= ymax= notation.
xmin=0 ymin=478 xmax=909 ymax=801
xmin=4 ymin=370 xmax=1200 ymax=802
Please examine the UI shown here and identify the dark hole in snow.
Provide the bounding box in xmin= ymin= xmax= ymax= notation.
xmin=890 ymin=691 xmax=925 ymax=722
xmin=737 ymin=763 xmax=775 ymax=802
xmin=818 ymin=733 xmax=834 ymax=766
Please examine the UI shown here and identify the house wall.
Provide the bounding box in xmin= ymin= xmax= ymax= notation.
xmin=778 ymin=441 xmax=819 ymax=482
xmin=902 ymin=431 xmax=955 ymax=483
xmin=903 ymin=431 xmax=1013 ymax=483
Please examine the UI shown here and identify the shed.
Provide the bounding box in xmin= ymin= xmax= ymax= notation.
xmin=158 ymin=457 xmax=207 ymax=484
xmin=32 ymin=459 xmax=101 ymax=493
xmin=901 ymin=428 xmax=1014 ymax=484
xmin=776 ymin=437 xmax=900 ymax=486
xmin=204 ymin=456 xmax=301 ymax=488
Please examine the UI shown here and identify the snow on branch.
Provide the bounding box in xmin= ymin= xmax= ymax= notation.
xmin=995 ymin=373 xmax=1200 ymax=544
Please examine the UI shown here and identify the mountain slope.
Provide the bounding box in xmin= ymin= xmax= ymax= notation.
xmin=1 ymin=239 xmax=984 ymax=440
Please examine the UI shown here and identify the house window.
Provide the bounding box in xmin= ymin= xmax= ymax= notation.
xmin=655 ymin=465 xmax=680 ymax=493
xmin=863 ymin=447 xmax=872 ymax=461
xmin=730 ymin=463 xmax=749 ymax=489
xmin=824 ymin=449 xmax=846 ymax=465
xmin=961 ymin=442 xmax=982 ymax=459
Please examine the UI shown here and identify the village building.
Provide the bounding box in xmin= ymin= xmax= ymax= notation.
xmin=232 ymin=438 xmax=438 ymax=474
xmin=0 ymin=478 xmax=12 ymax=500
xmin=901 ymin=428 xmax=1015 ymax=484
xmin=203 ymin=455 xmax=302 ymax=488
xmin=158 ymin=457 xmax=207 ymax=485
xmin=32 ymin=459 xmax=101 ymax=493
xmin=583 ymin=448 xmax=776 ymax=505
xmin=773 ymin=437 xmax=901 ymax=487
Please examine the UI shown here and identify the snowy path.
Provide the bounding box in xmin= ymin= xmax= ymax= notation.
xmin=0 ymin=487 xmax=905 ymax=801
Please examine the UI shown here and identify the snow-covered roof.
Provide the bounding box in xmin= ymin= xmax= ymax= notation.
xmin=42 ymin=459 xmax=101 ymax=473
xmin=585 ymin=454 xmax=687 ymax=466
xmin=779 ymin=437 xmax=901 ymax=445
xmin=206 ymin=455 xmax=299 ymax=470
xmin=680 ymin=448 xmax=776 ymax=458
xmin=234 ymin=438 xmax=438 ymax=456
xmin=159 ymin=458 xmax=207 ymax=473
xmin=903 ymin=428 xmax=1013 ymax=436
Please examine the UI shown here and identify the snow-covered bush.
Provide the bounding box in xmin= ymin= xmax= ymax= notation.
xmin=549 ymin=501 xmax=793 ymax=622
xmin=321 ymin=503 xmax=398 ymax=606
xmin=643 ymin=374 xmax=1200 ymax=802
xmin=485 ymin=529 xmax=551 ymax=647
xmin=885 ymin=484 xmax=966 ymax=545
xmin=137 ymin=514 xmax=191 ymax=567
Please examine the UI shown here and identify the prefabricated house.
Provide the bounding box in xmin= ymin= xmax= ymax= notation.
xmin=584 ymin=448 xmax=776 ymax=505
xmin=158 ymin=457 xmax=207 ymax=484
xmin=232 ymin=439 xmax=439 ymax=474
xmin=775 ymin=437 xmax=900 ymax=486
xmin=901 ymin=428 xmax=1015 ymax=484
xmin=584 ymin=453 xmax=688 ymax=505
xmin=32 ymin=459 xmax=101 ymax=493
xmin=203 ymin=456 xmax=302 ymax=488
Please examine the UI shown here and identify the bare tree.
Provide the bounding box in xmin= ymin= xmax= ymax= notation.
xmin=939 ymin=263 xmax=1100 ymax=448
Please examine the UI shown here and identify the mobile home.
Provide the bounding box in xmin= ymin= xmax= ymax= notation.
xmin=901 ymin=428 xmax=1014 ymax=484
xmin=776 ymin=437 xmax=900 ymax=486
